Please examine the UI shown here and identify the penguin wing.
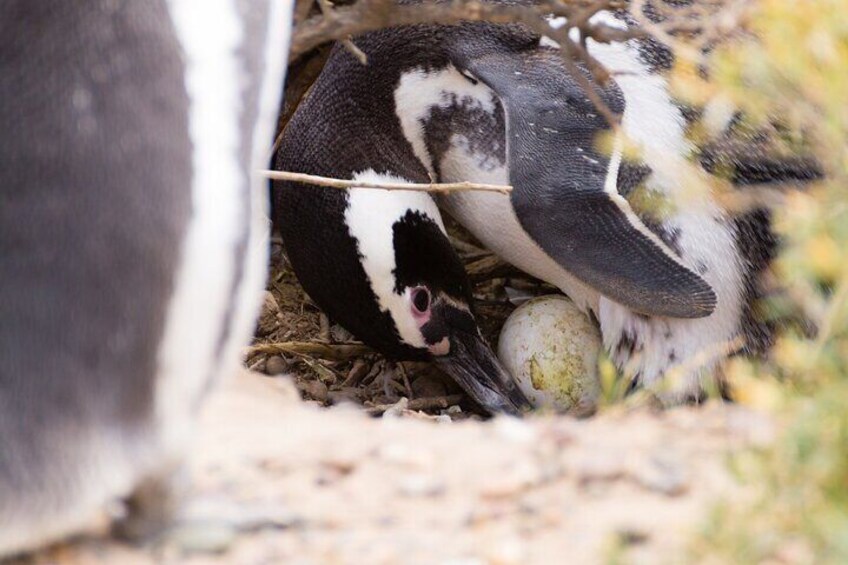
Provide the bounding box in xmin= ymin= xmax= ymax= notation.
xmin=454 ymin=49 xmax=716 ymax=319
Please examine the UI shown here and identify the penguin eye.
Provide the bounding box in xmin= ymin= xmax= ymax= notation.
xmin=411 ymin=287 xmax=431 ymax=314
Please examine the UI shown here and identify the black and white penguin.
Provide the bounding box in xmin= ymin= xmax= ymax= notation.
xmin=411 ymin=13 xmax=813 ymax=401
xmin=277 ymin=11 xmax=813 ymax=402
xmin=273 ymin=29 xmax=532 ymax=416
xmin=0 ymin=0 xmax=290 ymax=555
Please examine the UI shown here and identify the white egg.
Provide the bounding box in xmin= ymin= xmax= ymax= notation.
xmin=498 ymin=295 xmax=602 ymax=412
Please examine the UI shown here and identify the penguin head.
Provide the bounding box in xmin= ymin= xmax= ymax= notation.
xmin=391 ymin=214 xmax=529 ymax=414
xmin=375 ymin=205 xmax=530 ymax=416
xmin=332 ymin=181 xmax=529 ymax=414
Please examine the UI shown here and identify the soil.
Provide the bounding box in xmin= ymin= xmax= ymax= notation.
xmin=18 ymin=372 xmax=774 ymax=565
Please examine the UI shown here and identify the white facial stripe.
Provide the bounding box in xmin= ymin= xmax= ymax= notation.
xmin=395 ymin=65 xmax=497 ymax=176
xmin=344 ymin=169 xmax=446 ymax=348
xmin=158 ymin=0 xmax=245 ymax=455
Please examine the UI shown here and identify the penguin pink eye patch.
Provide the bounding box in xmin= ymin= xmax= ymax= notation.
xmin=411 ymin=286 xmax=431 ymax=316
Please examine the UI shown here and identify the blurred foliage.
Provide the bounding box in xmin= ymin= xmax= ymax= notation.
xmin=673 ymin=0 xmax=848 ymax=562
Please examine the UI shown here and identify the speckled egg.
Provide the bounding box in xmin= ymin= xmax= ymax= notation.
xmin=498 ymin=295 xmax=602 ymax=412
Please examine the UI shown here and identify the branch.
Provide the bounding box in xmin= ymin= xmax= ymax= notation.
xmin=261 ymin=170 xmax=513 ymax=193
xmin=246 ymin=341 xmax=373 ymax=361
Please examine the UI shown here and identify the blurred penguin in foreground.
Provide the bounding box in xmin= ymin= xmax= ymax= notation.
xmin=0 ymin=0 xmax=291 ymax=555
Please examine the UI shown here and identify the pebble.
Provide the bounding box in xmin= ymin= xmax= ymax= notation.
xmin=265 ymin=355 xmax=289 ymax=376
xmin=299 ymin=379 xmax=329 ymax=403
xmin=383 ymin=397 xmax=409 ymax=418
xmin=397 ymin=473 xmax=446 ymax=497
xmin=256 ymin=291 xmax=281 ymax=335
xmin=168 ymin=521 xmax=237 ymax=555
xmin=330 ymin=324 xmax=355 ymax=342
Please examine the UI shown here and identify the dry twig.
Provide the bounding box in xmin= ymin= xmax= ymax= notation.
xmin=366 ymin=394 xmax=465 ymax=415
xmin=246 ymin=341 xmax=374 ymax=361
xmin=262 ymin=170 xmax=512 ymax=193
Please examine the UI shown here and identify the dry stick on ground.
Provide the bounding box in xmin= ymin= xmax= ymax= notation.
xmin=261 ymin=169 xmax=512 ymax=193
xmin=247 ymin=341 xmax=374 ymax=361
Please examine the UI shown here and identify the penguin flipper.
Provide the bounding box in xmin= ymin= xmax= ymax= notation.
xmin=454 ymin=48 xmax=716 ymax=319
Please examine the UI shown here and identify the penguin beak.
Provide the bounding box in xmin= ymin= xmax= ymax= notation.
xmin=434 ymin=330 xmax=531 ymax=417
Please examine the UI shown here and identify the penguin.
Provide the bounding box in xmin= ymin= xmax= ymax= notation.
xmin=273 ymin=30 xmax=531 ymax=417
xmin=0 ymin=0 xmax=290 ymax=556
xmin=418 ymin=13 xmax=813 ymax=401
xmin=276 ymin=12 xmax=811 ymax=403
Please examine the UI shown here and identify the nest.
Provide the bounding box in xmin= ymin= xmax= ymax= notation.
xmin=245 ymin=218 xmax=558 ymax=420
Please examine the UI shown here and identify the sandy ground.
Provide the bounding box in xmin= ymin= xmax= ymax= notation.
xmin=19 ymin=370 xmax=774 ymax=565
xmin=15 ymin=233 xmax=776 ymax=564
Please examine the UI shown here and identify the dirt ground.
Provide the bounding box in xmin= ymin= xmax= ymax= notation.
xmin=20 ymin=371 xmax=773 ymax=565
xmin=16 ymin=230 xmax=777 ymax=565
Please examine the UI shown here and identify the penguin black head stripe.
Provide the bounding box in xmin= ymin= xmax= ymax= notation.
xmin=0 ymin=0 xmax=289 ymax=555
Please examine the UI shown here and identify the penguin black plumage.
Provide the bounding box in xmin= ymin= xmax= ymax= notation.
xmin=0 ymin=0 xmax=290 ymax=555
xmin=275 ymin=10 xmax=816 ymax=403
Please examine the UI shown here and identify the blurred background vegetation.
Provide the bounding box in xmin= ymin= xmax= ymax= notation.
xmin=676 ymin=0 xmax=848 ymax=561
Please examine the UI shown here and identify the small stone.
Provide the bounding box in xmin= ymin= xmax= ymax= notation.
xmin=256 ymin=291 xmax=281 ymax=335
xmin=168 ymin=521 xmax=236 ymax=554
xmin=397 ymin=474 xmax=445 ymax=497
xmin=265 ymin=355 xmax=289 ymax=376
xmin=330 ymin=324 xmax=355 ymax=342
xmin=299 ymin=379 xmax=329 ymax=403
xmin=383 ymin=397 xmax=409 ymax=418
